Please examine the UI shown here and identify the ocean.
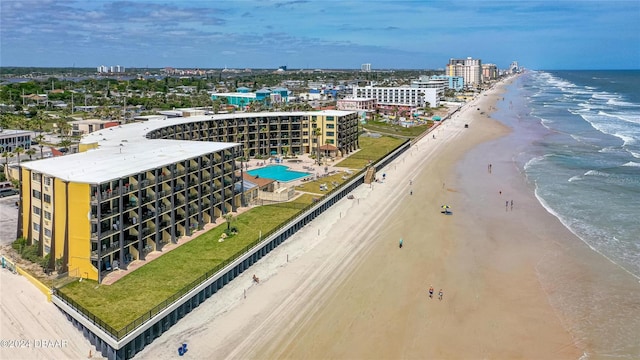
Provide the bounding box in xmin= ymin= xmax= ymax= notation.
xmin=493 ymin=70 xmax=640 ymax=359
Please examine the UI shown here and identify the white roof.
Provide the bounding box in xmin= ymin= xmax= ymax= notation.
xmin=0 ymin=129 xmax=33 ymax=137
xmin=20 ymin=111 xmax=354 ymax=184
xmin=22 ymin=118 xmax=236 ymax=184
xmin=212 ymin=92 xmax=257 ymax=98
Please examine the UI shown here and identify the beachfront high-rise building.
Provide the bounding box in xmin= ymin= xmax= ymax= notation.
xmin=353 ymin=86 xmax=440 ymax=108
xmin=482 ymin=64 xmax=498 ymax=82
xmin=447 ymin=57 xmax=482 ymax=86
xmin=510 ymin=61 xmax=520 ymax=74
xmin=361 ymin=63 xmax=372 ymax=72
xmin=17 ymin=111 xmax=359 ymax=283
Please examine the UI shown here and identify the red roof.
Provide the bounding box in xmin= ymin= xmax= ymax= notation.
xmin=50 ymin=147 xmax=64 ymax=157
xmin=319 ymin=144 xmax=338 ymax=151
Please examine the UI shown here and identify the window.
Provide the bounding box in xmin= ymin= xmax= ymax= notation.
xmin=44 ymin=177 xmax=52 ymax=186
xmin=326 ymin=116 xmax=334 ymax=121
xmin=326 ymin=131 xmax=335 ymax=137
xmin=33 ymin=206 xmax=41 ymax=216
xmin=33 ymin=222 xmax=40 ymax=232
xmin=32 ymin=189 xmax=41 ymax=198
xmin=43 ymin=194 xmax=52 ymax=203
xmin=44 ymin=211 xmax=52 ymax=221
xmin=326 ymin=124 xmax=335 ymax=129
xmin=44 ymin=228 xmax=52 ymax=237
xmin=32 ymin=173 xmax=42 ymax=182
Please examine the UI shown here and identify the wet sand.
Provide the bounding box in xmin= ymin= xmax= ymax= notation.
xmin=138 ymin=77 xmax=583 ymax=359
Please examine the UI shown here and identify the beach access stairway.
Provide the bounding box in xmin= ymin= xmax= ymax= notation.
xmin=364 ymin=167 xmax=376 ymax=184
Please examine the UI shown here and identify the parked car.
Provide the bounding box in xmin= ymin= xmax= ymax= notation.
xmin=0 ymin=188 xmax=19 ymax=197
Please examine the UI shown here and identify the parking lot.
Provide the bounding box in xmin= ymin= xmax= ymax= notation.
xmin=0 ymin=193 xmax=19 ymax=246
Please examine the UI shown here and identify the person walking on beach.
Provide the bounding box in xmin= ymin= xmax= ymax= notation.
xmin=510 ymin=200 xmax=513 ymax=211
xmin=410 ymin=189 xmax=413 ymax=196
xmin=488 ymin=163 xmax=492 ymax=173
xmin=438 ymin=289 xmax=444 ymax=301
xmin=506 ymin=200 xmax=509 ymax=211
xmin=429 ymin=286 xmax=434 ymax=299
xmin=399 ymin=238 xmax=403 ymax=249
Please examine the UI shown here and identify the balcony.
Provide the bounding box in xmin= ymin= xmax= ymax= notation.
xmin=100 ymin=188 xmax=121 ymax=200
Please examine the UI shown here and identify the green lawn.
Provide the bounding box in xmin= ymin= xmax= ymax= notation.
xmin=57 ymin=135 xmax=406 ymax=335
xmin=363 ymin=120 xmax=434 ymax=137
xmin=58 ymin=194 xmax=316 ymax=332
xmin=335 ymin=135 xmax=406 ymax=169
xmin=295 ymin=172 xmax=354 ymax=195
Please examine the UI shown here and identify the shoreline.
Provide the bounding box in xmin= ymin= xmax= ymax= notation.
xmin=137 ymin=75 xmax=583 ymax=359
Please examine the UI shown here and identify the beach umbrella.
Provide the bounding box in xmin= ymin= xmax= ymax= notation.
xmin=441 ymin=205 xmax=451 ymax=214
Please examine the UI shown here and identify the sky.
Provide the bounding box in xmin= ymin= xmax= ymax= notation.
xmin=1 ymin=0 xmax=639 ymax=70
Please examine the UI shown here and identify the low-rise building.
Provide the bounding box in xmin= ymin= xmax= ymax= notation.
xmin=211 ymin=87 xmax=290 ymax=109
xmin=336 ymin=97 xmax=377 ymax=112
xmin=353 ymin=86 xmax=440 ymax=108
xmin=0 ymin=129 xmax=34 ymax=153
xmin=68 ymin=119 xmax=119 ymax=136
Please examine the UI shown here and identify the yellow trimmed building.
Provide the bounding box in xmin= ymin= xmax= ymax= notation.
xmin=18 ymin=111 xmax=358 ymax=282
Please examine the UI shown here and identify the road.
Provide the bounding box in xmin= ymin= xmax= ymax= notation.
xmin=0 ymin=193 xmax=19 ymax=246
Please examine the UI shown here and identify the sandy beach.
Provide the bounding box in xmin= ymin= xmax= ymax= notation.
xmin=135 ymin=77 xmax=584 ymax=360
xmin=0 ymin=269 xmax=104 ymax=360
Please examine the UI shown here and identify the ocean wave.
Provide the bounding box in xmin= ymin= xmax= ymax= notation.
xmin=568 ymin=175 xmax=582 ymax=182
xmin=592 ymin=92 xmax=617 ymax=101
xmin=627 ymin=149 xmax=640 ymax=159
xmin=569 ymin=134 xmax=604 ymax=145
xmin=622 ymin=161 xmax=640 ymax=167
xmin=606 ymin=98 xmax=640 ymax=107
xmin=598 ymin=110 xmax=640 ymax=125
xmin=579 ymin=114 xmax=638 ymax=146
xmin=533 ymin=187 xmax=640 ymax=282
xmin=584 ymin=169 xmax=610 ymax=177
xmin=598 ymin=146 xmax=621 ymax=154
xmin=524 ymin=154 xmax=549 ymax=170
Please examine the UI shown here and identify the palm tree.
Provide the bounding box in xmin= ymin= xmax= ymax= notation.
xmin=223 ymin=212 xmax=235 ymax=231
xmin=58 ymin=139 xmax=72 ymax=154
xmin=259 ymin=127 xmax=267 ymax=157
xmin=57 ymin=120 xmax=72 ymax=140
xmin=25 ymin=148 xmax=36 ymax=161
xmin=13 ymin=147 xmax=24 ymax=166
xmin=2 ymin=151 xmax=12 ymax=176
xmin=33 ymin=134 xmax=47 ymax=159
xmin=313 ymin=127 xmax=322 ymax=165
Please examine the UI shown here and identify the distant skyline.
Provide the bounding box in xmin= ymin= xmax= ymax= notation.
xmin=1 ymin=0 xmax=638 ymax=70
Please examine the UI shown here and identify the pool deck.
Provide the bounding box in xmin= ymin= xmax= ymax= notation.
xmin=243 ymin=153 xmax=355 ymax=186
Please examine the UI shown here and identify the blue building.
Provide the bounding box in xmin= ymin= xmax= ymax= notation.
xmin=211 ymin=87 xmax=289 ymax=108
xmin=430 ymin=75 xmax=464 ymax=91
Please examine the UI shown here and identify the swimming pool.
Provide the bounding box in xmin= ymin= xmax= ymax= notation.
xmin=247 ymin=165 xmax=312 ymax=182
